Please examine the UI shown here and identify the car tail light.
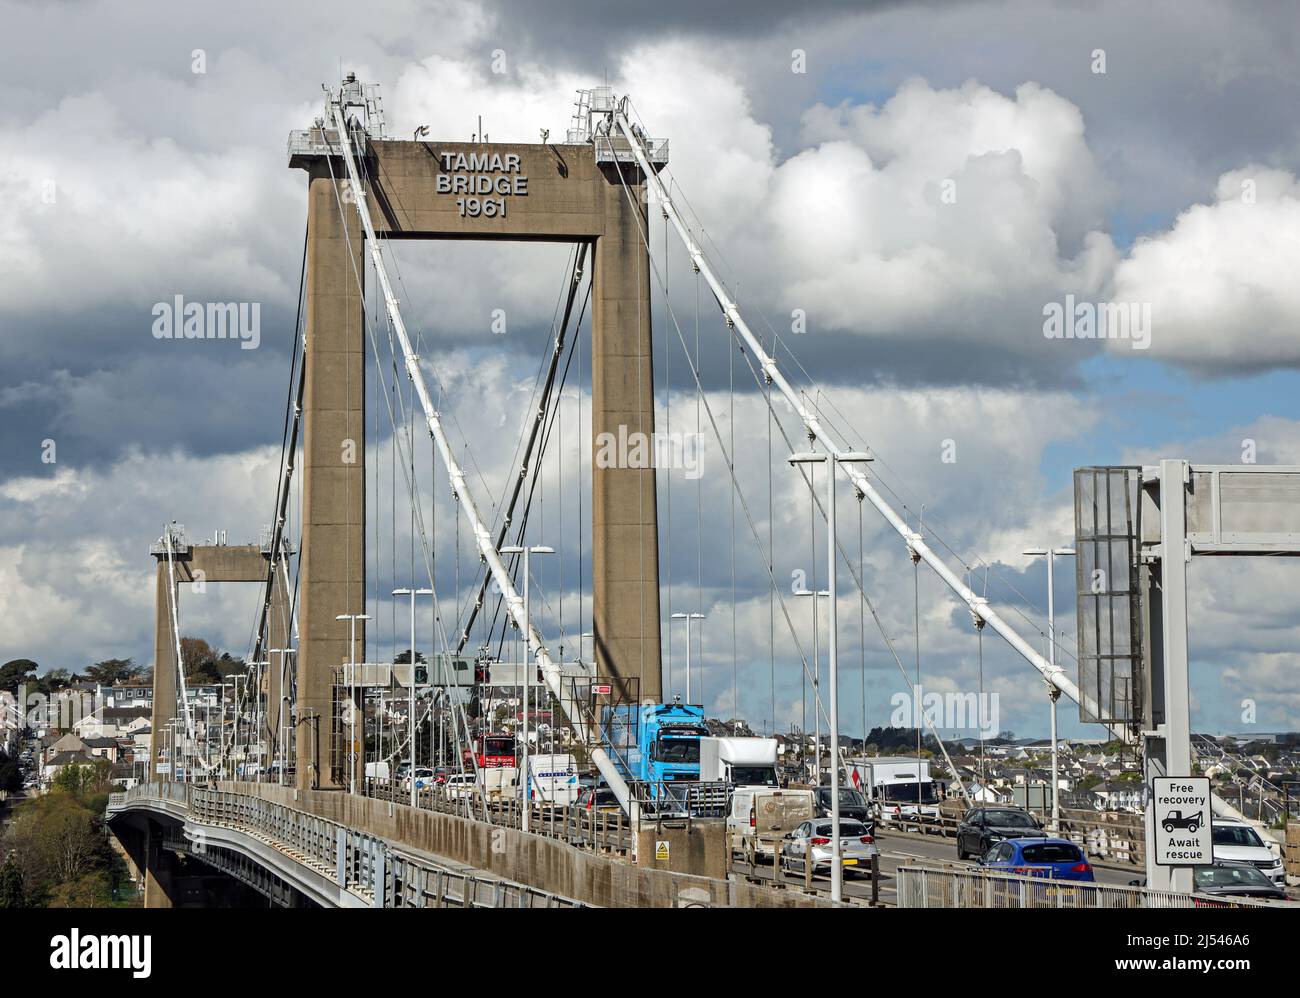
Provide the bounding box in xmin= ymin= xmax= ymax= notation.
xmin=749 ymin=811 xmax=755 ymax=828
xmin=1071 ymin=862 xmax=1091 ymax=873
xmin=860 ymin=835 xmax=873 ymax=844
xmin=811 ymin=837 xmax=830 ymax=845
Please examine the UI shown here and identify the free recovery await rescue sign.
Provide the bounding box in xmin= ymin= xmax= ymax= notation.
xmin=1151 ymin=776 xmax=1212 ymax=866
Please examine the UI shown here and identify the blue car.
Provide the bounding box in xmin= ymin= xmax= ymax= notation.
xmin=978 ymin=836 xmax=1095 ymax=882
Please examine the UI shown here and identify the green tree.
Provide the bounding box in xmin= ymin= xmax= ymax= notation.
xmin=2 ymin=792 xmax=112 ymax=905
xmin=0 ymin=659 xmax=38 ymax=693
xmin=51 ymin=760 xmax=113 ymax=804
xmin=0 ymin=852 xmax=24 ymax=908
xmin=47 ymin=871 xmax=112 ymax=908
xmin=83 ymin=658 xmax=140 ymax=686
xmin=393 ymin=648 xmax=427 ymax=664
xmin=37 ymin=668 xmax=71 ymax=695
xmin=0 ymin=750 xmax=21 ymax=793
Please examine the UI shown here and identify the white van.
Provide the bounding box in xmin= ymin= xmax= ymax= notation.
xmin=728 ymin=787 xmax=815 ymax=859
xmin=525 ymin=753 xmax=580 ymax=806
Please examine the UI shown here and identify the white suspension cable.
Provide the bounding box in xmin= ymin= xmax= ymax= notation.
xmin=612 ymin=110 xmax=1093 ymax=723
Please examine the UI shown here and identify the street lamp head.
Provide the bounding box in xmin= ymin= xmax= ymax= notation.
xmin=392 ymin=587 xmax=412 ymax=596
xmin=793 ymin=589 xmax=830 ymax=598
xmin=837 ymin=450 xmax=873 ymax=463
xmin=788 ymin=451 xmax=827 ymax=466
xmin=1023 ymin=547 xmax=1047 ymax=556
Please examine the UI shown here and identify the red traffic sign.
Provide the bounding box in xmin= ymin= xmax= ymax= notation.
xmin=592 ymin=684 xmax=612 ymax=695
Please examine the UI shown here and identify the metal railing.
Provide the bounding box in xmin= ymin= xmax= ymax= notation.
xmin=885 ymin=801 xmax=1148 ymax=867
xmin=366 ymin=777 xmax=636 ymax=856
xmin=109 ymin=782 xmax=586 ymax=908
xmin=628 ymin=780 xmax=730 ymax=818
xmin=897 ymin=864 xmax=1277 ymax=909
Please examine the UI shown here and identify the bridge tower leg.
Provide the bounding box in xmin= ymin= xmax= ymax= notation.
xmin=592 ymin=163 xmax=662 ymax=704
xmin=296 ymin=159 xmax=366 ymax=791
xmin=142 ymin=820 xmax=179 ymax=908
xmin=150 ymin=559 xmax=177 ymax=780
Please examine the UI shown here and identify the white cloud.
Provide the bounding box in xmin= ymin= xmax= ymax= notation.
xmin=1110 ymin=166 xmax=1300 ymax=370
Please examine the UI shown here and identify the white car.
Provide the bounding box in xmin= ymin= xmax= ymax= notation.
xmin=1212 ymin=817 xmax=1285 ymax=886
xmin=779 ymin=818 xmax=879 ymax=877
xmin=402 ymin=767 xmax=436 ymax=793
xmin=442 ymin=772 xmax=480 ymax=800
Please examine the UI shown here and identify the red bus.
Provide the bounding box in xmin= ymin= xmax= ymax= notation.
xmin=466 ymin=733 xmax=516 ymax=769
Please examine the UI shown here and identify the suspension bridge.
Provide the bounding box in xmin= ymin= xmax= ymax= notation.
xmin=106 ymin=75 xmax=1280 ymax=908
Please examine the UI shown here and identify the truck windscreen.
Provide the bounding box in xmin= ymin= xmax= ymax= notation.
xmin=881 ymin=781 xmax=939 ymax=804
xmin=730 ymin=766 xmax=778 ymax=786
xmin=653 ymin=738 xmax=700 ymax=763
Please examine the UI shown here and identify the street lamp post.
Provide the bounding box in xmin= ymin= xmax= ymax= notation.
xmin=268 ymin=649 xmax=296 ymax=787
xmin=500 ymin=544 xmax=554 ymax=833
xmin=249 ymin=659 xmax=268 ymax=783
xmin=1024 ymin=545 xmax=1075 ymax=833
xmin=336 ymin=613 xmax=371 ymax=795
xmin=670 ymin=612 xmax=706 ymax=704
xmin=392 ymin=589 xmax=433 ymax=807
xmin=793 ymin=587 xmax=828 ymax=784
xmin=790 ymin=448 xmax=872 ymax=903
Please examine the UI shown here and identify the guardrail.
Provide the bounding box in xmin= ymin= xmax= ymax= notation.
xmin=884 ymin=803 xmax=1147 ymax=867
xmin=896 ymin=864 xmax=1277 ymax=909
xmin=365 ymin=777 xmax=637 ymax=856
xmin=109 ymin=783 xmax=585 ymax=908
xmin=729 ymin=834 xmax=882 ymax=906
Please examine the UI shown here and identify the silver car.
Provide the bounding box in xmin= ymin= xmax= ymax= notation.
xmin=780 ymin=818 xmax=879 ymax=877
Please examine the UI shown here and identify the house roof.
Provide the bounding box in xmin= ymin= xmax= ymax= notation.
xmin=102 ymin=706 xmax=150 ymax=721
xmin=47 ymin=750 xmax=96 ymax=767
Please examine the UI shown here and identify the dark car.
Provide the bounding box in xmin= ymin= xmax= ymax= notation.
xmin=577 ymin=786 xmax=622 ymax=813
xmin=1191 ymin=862 xmax=1287 ymax=901
xmin=957 ymin=806 xmax=1046 ymax=860
xmin=814 ymin=787 xmax=874 ymax=833
xmin=978 ymin=837 xmax=1095 ymax=882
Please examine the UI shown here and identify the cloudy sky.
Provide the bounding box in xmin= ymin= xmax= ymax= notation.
xmin=2 ymin=0 xmax=1298 ymax=740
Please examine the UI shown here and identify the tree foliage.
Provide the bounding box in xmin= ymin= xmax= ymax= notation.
xmin=84 ymin=658 xmax=143 ymax=686
xmin=0 ymin=750 xmax=21 ymax=793
xmin=0 ymin=853 xmax=24 ymax=908
xmin=0 ymin=659 xmax=38 ymax=693
xmin=2 ymin=790 xmax=115 ymax=906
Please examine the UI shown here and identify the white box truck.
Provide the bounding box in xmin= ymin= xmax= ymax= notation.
xmin=848 ymin=756 xmax=941 ymax=825
xmin=699 ymin=736 xmax=780 ymax=787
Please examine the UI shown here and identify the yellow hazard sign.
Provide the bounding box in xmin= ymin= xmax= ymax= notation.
xmin=655 ymin=840 xmax=670 ymax=861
